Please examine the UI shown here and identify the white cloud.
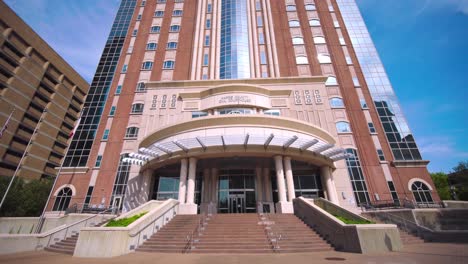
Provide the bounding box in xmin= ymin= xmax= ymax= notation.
xmin=418 ymin=136 xmax=468 ymax=158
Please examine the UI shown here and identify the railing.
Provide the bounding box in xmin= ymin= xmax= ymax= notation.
xmin=361 ymin=199 xmax=445 ymax=211
xmin=128 ymin=203 xmax=178 ymax=249
xmin=258 ymin=212 xmax=281 ymax=252
xmin=66 ymin=203 xmax=117 ymax=215
xmin=41 ymin=207 xmax=115 ymax=249
xmin=183 ymin=213 xmax=207 ymax=253
xmin=367 ymin=210 xmax=432 ymax=239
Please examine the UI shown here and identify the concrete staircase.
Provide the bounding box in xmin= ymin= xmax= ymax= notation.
xmin=266 ymin=214 xmax=334 ymax=253
xmin=399 ymin=230 xmax=425 ymax=244
xmin=136 ymin=215 xmax=201 ymax=253
xmin=44 ymin=218 xmax=111 ymax=255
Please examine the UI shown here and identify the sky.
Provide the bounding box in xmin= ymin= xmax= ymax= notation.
xmin=4 ymin=0 xmax=467 ymax=173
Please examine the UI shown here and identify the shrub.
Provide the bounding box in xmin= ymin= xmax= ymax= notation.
xmin=333 ymin=214 xmax=373 ymax=224
xmin=105 ymin=212 xmax=148 ymax=227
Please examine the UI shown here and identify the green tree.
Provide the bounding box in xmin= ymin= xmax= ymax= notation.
xmin=430 ymin=172 xmax=451 ymax=200
xmin=0 ymin=177 xmax=53 ymax=217
xmin=449 ymin=160 xmax=468 ymax=201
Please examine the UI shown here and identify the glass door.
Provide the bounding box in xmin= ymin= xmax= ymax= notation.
xmin=229 ymin=194 xmax=245 ymax=213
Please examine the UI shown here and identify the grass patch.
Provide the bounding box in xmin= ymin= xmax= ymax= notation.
xmin=333 ymin=214 xmax=373 ymax=224
xmin=105 ymin=212 xmax=148 ymax=227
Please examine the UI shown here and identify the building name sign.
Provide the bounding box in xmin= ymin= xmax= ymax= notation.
xmin=218 ymin=95 xmax=252 ymax=104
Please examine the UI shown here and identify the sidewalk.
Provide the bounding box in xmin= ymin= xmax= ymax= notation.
xmin=0 ymin=243 xmax=467 ymax=264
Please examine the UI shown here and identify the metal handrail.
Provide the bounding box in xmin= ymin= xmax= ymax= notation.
xmin=369 ymin=210 xmax=433 ymax=239
xmin=183 ymin=213 xmax=206 ymax=253
xmin=361 ymin=198 xmax=445 ymax=211
xmin=128 ymin=204 xmax=177 ymax=238
xmin=42 ymin=207 xmax=115 ymax=248
xmin=258 ymin=212 xmax=281 ymax=252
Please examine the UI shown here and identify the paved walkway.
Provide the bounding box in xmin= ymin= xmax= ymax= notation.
xmin=0 ymin=243 xmax=467 ymax=264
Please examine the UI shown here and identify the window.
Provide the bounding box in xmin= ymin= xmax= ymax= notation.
xmin=218 ymin=108 xmax=253 ymax=115
xmin=264 ymin=109 xmax=280 ymax=116
xmin=296 ymin=56 xmax=308 ymax=65
xmin=102 ymin=129 xmax=110 ymax=140
xmin=292 ymin=37 xmax=304 ymax=45
xmin=132 ymin=29 xmax=138 ymax=36
xmin=377 ymin=149 xmax=385 ymax=161
xmin=204 ymin=35 xmax=210 ymax=46
xmin=339 ymin=37 xmax=346 ymax=45
xmin=334 ymin=21 xmax=340 ymax=28
xmin=353 ymin=77 xmax=360 ymax=87
xmin=336 ymin=121 xmax=351 ymax=133
xmin=136 ymin=82 xmax=146 ymax=92
xmin=313 ymin=36 xmax=326 ymax=44
xmin=95 ymin=155 xmax=103 ymax=167
xmin=309 ymin=19 xmax=320 ymax=26
xmin=260 ymin=51 xmax=267 ymax=64
xmin=325 ymin=76 xmax=337 ymax=86
xmin=115 ymin=85 xmax=122 ymax=95
xmin=206 ymin=19 xmax=211 ymax=29
xmin=141 ymin=0 xmax=146 ymax=6
xmin=203 ymin=54 xmax=209 ymax=66
xmin=137 ymin=14 xmax=142 ymax=20
xmin=388 ymin=181 xmax=399 ymax=203
xmin=411 ymin=181 xmax=433 ymax=204
xmin=122 ymin=64 xmax=128 ymax=73
xmin=258 ymin=33 xmax=265 ymax=44
xmin=360 ymin=99 xmax=368 ymax=109
xmin=286 ymin=5 xmax=296 ymax=11
xmin=154 ymin=11 xmax=164 ymax=17
xmin=289 ymin=20 xmax=300 ymax=27
xmin=150 ymin=26 xmax=161 ymax=33
xmin=255 ymin=1 xmax=262 ymax=10
xmin=141 ymin=61 xmax=153 ymax=70
xmin=173 ymin=10 xmax=183 ymax=16
xmin=166 ymin=42 xmax=178 ymax=49
xmin=346 ymin=56 xmax=352 ymax=65
xmin=125 ymin=127 xmax=139 ymax=138
xmin=157 ymin=0 xmax=166 ymax=3
xmin=146 ymin=42 xmax=157 ymax=50
xmin=52 ymin=187 xmax=73 ymax=211
xmin=318 ymin=54 xmax=331 ymax=63
xmin=207 ymin=3 xmax=212 ymax=13
xmin=368 ymin=122 xmax=376 ymax=133
xmin=345 ymin=149 xmax=370 ymax=205
xmin=257 ymin=15 xmax=263 ymax=27
xmin=330 ymin=98 xmax=344 ymax=108
xmin=192 ymin=111 xmax=208 ymax=118
xmin=170 ymin=25 xmax=180 ymax=32
xmin=109 ymin=106 xmax=116 ymax=116
xmin=305 ymin=4 xmax=316 ymax=11
xmin=131 ymin=103 xmax=144 ymax=114
xmin=163 ymin=60 xmax=175 ymax=69
xmin=202 ymin=74 xmax=208 ymax=80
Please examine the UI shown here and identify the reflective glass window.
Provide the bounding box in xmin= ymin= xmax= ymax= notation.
xmin=314 ymin=36 xmax=326 ymax=44
xmin=292 ymin=37 xmax=304 ymax=45
xmin=141 ymin=61 xmax=153 ymax=70
xmin=330 ymin=97 xmax=344 ymax=108
xmin=305 ymin=4 xmax=316 ymax=11
xmin=336 ymin=122 xmax=351 ymax=133
xmin=163 ymin=60 xmax=175 ymax=69
xmin=125 ymin=127 xmax=139 ymax=138
xmin=146 ymin=42 xmax=157 ymax=50
xmin=318 ymin=54 xmax=331 ymax=63
xmin=309 ymin=19 xmax=320 ymax=26
xmin=296 ymin=56 xmax=308 ymax=64
xmin=289 ymin=20 xmax=300 ymax=27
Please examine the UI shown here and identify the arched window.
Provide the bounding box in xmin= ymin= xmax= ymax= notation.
xmin=131 ymin=103 xmax=144 ymax=114
xmin=289 ymin=20 xmax=300 ymax=27
xmin=314 ymin=36 xmax=326 ymax=44
xmin=52 ymin=187 xmax=73 ymax=211
xmin=154 ymin=11 xmax=164 ymax=17
xmin=146 ymin=42 xmax=157 ymax=50
xmin=163 ymin=60 xmax=175 ymax=69
xmin=141 ymin=61 xmax=153 ymax=70
xmin=305 ymin=4 xmax=316 ymax=11
xmin=292 ymin=37 xmax=304 ymax=45
xmin=136 ymin=82 xmax=146 ymax=92
xmin=325 ymin=76 xmax=337 ymax=86
xmin=296 ymin=56 xmax=308 ymax=65
xmin=411 ymin=181 xmax=433 ymax=204
xmin=170 ymin=25 xmax=180 ymax=32
xmin=286 ymin=5 xmax=296 ymax=11
xmin=336 ymin=121 xmax=351 ymax=133
xmin=330 ymin=98 xmax=344 ymax=108
xmin=309 ymin=19 xmax=320 ymax=26
xmin=318 ymin=54 xmax=331 ymax=63
xmin=172 ymin=10 xmax=183 ymax=16
xmin=125 ymin=127 xmax=139 ymax=138
xmin=166 ymin=42 xmax=178 ymax=49
xmin=150 ymin=26 xmax=161 ymax=33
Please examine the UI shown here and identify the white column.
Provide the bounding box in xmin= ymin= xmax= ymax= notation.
xmin=255 ymin=166 xmax=263 ymax=202
xmin=202 ymin=168 xmax=211 ymax=203
xmin=186 ymin=157 xmax=197 ymax=204
xmin=274 ymin=155 xmax=287 ymax=202
xmin=211 ymin=168 xmax=218 ymax=202
xmin=284 ymin=157 xmax=296 ymax=202
xmin=263 ymin=167 xmax=272 ymax=202
xmin=178 ymin=159 xmax=188 ymax=204
xmin=321 ymin=166 xmax=339 ymax=205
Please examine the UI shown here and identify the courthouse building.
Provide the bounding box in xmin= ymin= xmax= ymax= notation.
xmin=48 ymin=0 xmax=438 ymax=214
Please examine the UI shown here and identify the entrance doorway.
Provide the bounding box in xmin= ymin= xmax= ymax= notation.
xmin=218 ymin=169 xmax=256 ymax=213
xmin=229 ymin=194 xmax=245 ymax=213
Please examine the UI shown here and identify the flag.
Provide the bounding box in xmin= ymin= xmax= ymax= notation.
xmin=0 ymin=108 xmax=14 ymax=139
xmin=69 ymin=118 xmax=81 ymax=138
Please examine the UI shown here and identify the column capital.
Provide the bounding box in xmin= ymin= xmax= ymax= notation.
xmin=274 ymin=155 xmax=283 ymax=162
xmin=189 ymin=157 xmax=197 ymax=164
xmin=284 ymin=156 xmax=292 ymax=162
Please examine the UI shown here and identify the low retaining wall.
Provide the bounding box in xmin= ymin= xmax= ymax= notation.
xmin=74 ymin=199 xmax=179 ymax=258
xmin=293 ymin=197 xmax=402 ymax=253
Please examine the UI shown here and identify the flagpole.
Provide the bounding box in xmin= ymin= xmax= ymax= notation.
xmin=35 ymin=107 xmax=85 ymax=233
xmin=0 ymin=107 xmax=15 ymax=138
xmin=0 ymin=109 xmax=46 ymax=211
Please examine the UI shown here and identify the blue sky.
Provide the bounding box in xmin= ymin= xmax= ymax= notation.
xmin=5 ymin=0 xmax=467 ymax=173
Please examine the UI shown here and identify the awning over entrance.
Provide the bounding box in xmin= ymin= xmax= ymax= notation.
xmin=123 ymin=133 xmax=351 ymax=166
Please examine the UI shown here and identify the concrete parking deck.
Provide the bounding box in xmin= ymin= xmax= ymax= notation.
xmin=0 ymin=243 xmax=467 ymax=264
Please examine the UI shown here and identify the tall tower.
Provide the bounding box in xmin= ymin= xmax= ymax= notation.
xmin=48 ymin=0 xmax=438 ymax=214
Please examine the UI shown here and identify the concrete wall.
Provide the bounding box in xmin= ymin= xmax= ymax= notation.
xmin=74 ymin=199 xmax=179 ymax=258
xmin=293 ymin=197 xmax=402 ymax=253
xmin=443 ymin=201 xmax=468 ymax=209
